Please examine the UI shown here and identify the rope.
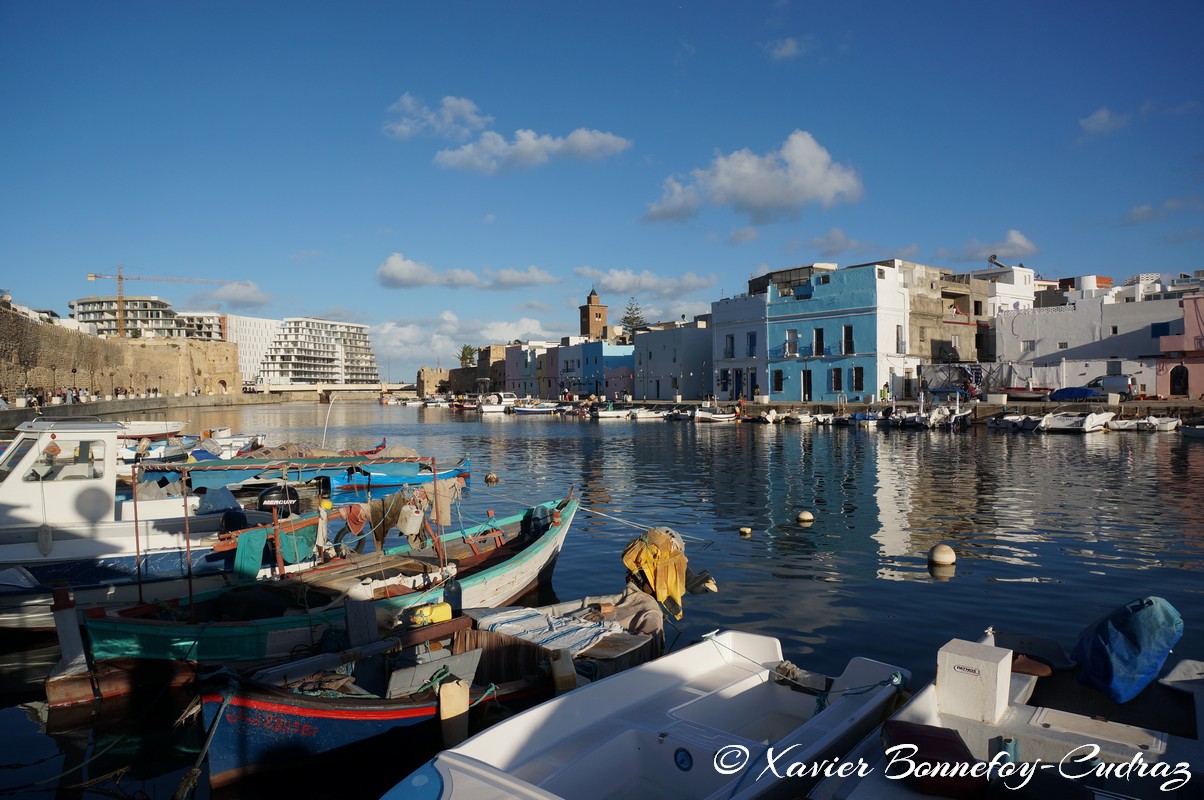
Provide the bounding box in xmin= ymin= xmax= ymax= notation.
xmin=468 ymin=683 xmax=498 ymax=707
xmin=700 ymin=630 xmax=905 ymax=715
xmin=417 ymin=665 xmax=452 ymax=694
xmin=173 ymin=687 xmax=234 ymax=800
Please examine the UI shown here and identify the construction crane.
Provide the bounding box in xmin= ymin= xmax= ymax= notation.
xmin=86 ymin=264 xmax=252 ymax=337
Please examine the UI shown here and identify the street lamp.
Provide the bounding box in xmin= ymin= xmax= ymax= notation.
xmin=109 ymin=371 xmax=115 ymax=398
xmin=50 ymin=364 xmax=57 ymax=390
xmin=71 ymin=367 xmax=77 ymax=390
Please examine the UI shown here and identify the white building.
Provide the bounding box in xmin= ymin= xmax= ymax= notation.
xmin=995 ymin=276 xmax=1185 ymax=394
xmin=68 ymin=295 xmax=187 ymax=338
xmin=224 ymin=314 xmax=284 ymax=388
xmin=632 ymin=317 xmax=712 ymax=401
xmin=259 ymin=318 xmax=379 ymax=385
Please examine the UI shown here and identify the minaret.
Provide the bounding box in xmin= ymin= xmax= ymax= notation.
xmin=579 ymin=288 xmax=607 ymax=339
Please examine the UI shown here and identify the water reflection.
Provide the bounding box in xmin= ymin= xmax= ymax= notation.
xmin=130 ymin=403 xmax=1204 ymax=682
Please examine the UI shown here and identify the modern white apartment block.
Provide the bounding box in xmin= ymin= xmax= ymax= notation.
xmin=259 ymin=317 xmax=379 ymax=385
xmin=223 ymin=314 xmax=284 ymax=388
xmin=69 ymin=295 xmax=187 ymax=338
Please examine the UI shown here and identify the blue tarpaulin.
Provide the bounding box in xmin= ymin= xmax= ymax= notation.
xmin=1071 ymin=596 xmax=1183 ymax=703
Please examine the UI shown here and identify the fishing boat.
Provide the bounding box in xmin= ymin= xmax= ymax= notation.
xmin=591 ymin=404 xmax=629 ymax=420
xmin=138 ymin=451 xmax=449 ymax=493
xmin=329 ymin=455 xmax=471 ymax=493
xmin=386 ymin=629 xmax=908 ymax=800
xmin=1038 ymin=410 xmax=1115 ymax=433
xmin=510 ymin=402 xmax=560 ymax=415
xmin=809 ymin=599 xmax=1199 ymax=800
xmin=694 ymin=405 xmax=737 ymax=423
xmin=115 ymin=419 xmax=188 ymax=441
xmin=1183 ymin=424 xmax=1204 ymax=441
xmin=199 ymin=577 xmax=666 ymax=789
xmin=81 ymin=495 xmax=580 ymax=666
xmin=628 ymin=407 xmax=668 ymax=420
xmin=0 ymin=418 xmax=284 ymax=631
xmin=198 ymin=616 xmax=561 ymax=788
xmin=1001 ymin=385 xmax=1053 ymax=401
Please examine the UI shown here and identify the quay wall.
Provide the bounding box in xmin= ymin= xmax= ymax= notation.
xmin=0 ymin=393 xmax=299 ymax=433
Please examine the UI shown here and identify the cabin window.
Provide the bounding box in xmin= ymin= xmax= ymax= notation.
xmin=0 ymin=438 xmax=37 ymax=484
xmin=22 ymin=439 xmax=105 ymax=482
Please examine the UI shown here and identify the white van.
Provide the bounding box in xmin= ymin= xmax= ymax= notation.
xmin=1085 ymin=375 xmax=1134 ymax=400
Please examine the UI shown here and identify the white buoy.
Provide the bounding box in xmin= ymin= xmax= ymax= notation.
xmin=739 ymin=527 xmax=752 ymax=538
xmin=928 ymin=543 xmax=957 ymax=566
xmin=796 ymin=510 xmax=815 ymax=524
xmin=484 ymin=471 xmax=499 ymax=485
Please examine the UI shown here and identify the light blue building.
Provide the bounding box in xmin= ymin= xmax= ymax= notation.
xmin=580 ymin=340 xmax=634 ymax=400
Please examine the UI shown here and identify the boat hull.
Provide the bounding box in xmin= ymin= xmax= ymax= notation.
xmin=83 ymin=499 xmax=578 ymax=664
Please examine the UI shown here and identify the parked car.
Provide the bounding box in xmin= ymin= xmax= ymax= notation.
xmin=1085 ymin=374 xmax=1134 ymax=400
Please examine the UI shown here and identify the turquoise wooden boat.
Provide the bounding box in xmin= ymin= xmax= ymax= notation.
xmin=82 ymin=496 xmax=578 ymax=665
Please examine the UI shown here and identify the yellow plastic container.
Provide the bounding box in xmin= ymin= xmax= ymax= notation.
xmin=410 ymin=602 xmax=452 ymax=626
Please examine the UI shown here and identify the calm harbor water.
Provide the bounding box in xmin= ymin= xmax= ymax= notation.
xmin=3 ymin=401 xmax=1203 ymax=798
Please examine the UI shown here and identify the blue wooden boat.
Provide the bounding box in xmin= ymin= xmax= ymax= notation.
xmin=139 ymin=454 xmax=435 ymax=492
xmin=330 ymin=455 xmax=470 ymax=493
xmin=82 ymin=496 xmax=579 ymax=665
xmin=199 ymin=619 xmax=557 ymax=788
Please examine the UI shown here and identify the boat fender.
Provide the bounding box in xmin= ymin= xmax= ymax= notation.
xmin=796 ymin=510 xmax=815 ymax=525
xmin=439 ymin=678 xmax=471 ymax=747
xmin=37 ymin=524 xmax=53 ymax=556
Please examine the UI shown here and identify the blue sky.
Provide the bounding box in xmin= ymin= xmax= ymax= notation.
xmin=2 ymin=2 xmax=1201 ymax=381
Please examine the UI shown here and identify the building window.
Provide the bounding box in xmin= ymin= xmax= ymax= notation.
xmin=818 ymin=275 xmax=830 ymax=285
xmin=1151 ymin=322 xmax=1170 ymax=338
xmin=1022 ymin=340 xmax=1035 ymax=351
xmin=724 ymin=334 xmax=735 ymax=359
xmin=1110 ymin=325 xmax=1118 ymax=335
xmin=719 ymin=369 xmax=730 ymax=391
xmin=973 ymin=300 xmax=983 ymax=316
xmin=877 ymin=268 xmax=885 ymax=279
xmin=772 ymin=370 xmax=784 ymax=393
xmin=842 ymin=325 xmax=854 ymax=354
xmin=785 ymin=329 xmax=798 ymax=356
xmin=814 ymin=328 xmax=825 ymax=356
xmin=831 ymin=367 xmax=843 ymax=391
xmin=896 ymin=325 xmax=905 ymax=354
xmin=852 ymin=366 xmax=864 ymax=392
xmin=1057 ymin=342 xmax=1068 ymax=350
xmin=746 ymin=332 xmax=757 ymax=357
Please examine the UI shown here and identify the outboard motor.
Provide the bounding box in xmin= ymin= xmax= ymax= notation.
xmin=256 ymin=485 xmax=301 ymax=519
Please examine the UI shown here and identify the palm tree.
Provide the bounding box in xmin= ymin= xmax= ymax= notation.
xmin=457 ymin=345 xmax=477 ymax=368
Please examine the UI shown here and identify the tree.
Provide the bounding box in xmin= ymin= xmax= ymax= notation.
xmin=620 ymin=297 xmax=647 ymax=331
xmin=457 ymin=344 xmax=477 ymax=367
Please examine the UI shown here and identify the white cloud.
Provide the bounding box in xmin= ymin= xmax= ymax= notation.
xmin=200 ymin=282 xmax=271 ymax=309
xmin=376 ymin=252 xmax=483 ymax=288
xmin=729 ymin=227 xmax=759 ymax=244
xmin=937 ymin=229 xmax=1039 ymax=263
xmin=765 ymin=36 xmax=813 ymax=61
xmin=807 ymin=228 xmax=872 ymax=258
xmin=434 ymin=128 xmax=632 ymax=174
xmin=644 ymin=130 xmax=862 ymax=224
xmin=377 ymin=253 xmax=560 ymax=290
xmin=383 ymin=93 xmax=493 ymax=141
xmin=643 ymin=177 xmax=703 ymax=222
xmin=1078 ymin=106 xmax=1130 ymax=137
xmin=1122 ymin=195 xmax=1204 ymax=225
xmin=485 ymin=265 xmax=559 ymax=289
xmin=573 ymin=266 xmax=717 ymax=299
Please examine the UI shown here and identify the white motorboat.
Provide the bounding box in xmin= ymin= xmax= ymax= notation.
xmin=511 ymin=402 xmax=560 ymax=415
xmin=1038 ymin=411 xmax=1114 ymax=433
xmin=114 ymin=419 xmax=188 ymax=440
xmin=387 ymin=629 xmax=908 ymax=800
xmin=0 ymin=418 xmax=276 ymax=630
xmin=628 ymin=407 xmax=668 ymax=420
xmin=810 ymin=608 xmax=1200 ymax=800
xmin=694 ymin=405 xmax=738 ymax=423
xmin=1104 ymin=415 xmax=1179 ymax=432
